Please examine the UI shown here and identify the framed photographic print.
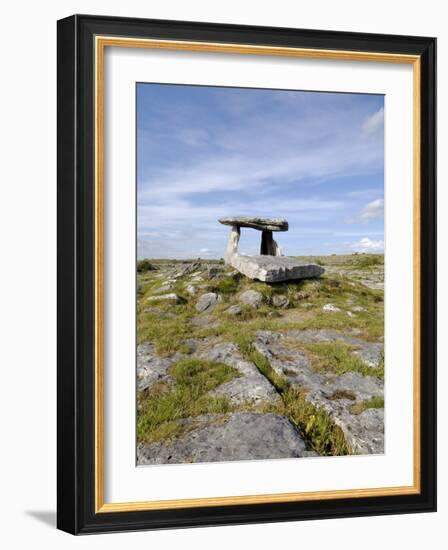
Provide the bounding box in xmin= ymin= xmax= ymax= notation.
xmin=57 ymin=14 xmax=436 ymax=534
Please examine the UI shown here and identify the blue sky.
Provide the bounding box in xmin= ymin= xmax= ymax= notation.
xmin=137 ymin=83 xmax=384 ymax=259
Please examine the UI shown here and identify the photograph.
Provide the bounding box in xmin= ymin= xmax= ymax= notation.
xmin=136 ymin=83 xmax=385 ymax=466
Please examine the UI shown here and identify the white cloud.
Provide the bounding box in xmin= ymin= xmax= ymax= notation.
xmin=199 ymin=248 xmax=209 ymax=253
xmin=362 ymin=107 xmax=384 ymax=136
xmin=351 ymin=237 xmax=384 ymax=252
xmin=360 ymin=198 xmax=384 ymax=222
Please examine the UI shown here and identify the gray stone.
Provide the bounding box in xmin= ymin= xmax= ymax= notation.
xmin=239 ymin=289 xmax=263 ymax=309
xmin=272 ymin=294 xmax=289 ymax=308
xmin=152 ymin=284 xmax=173 ymax=294
xmin=353 ymin=343 xmax=384 ymax=370
xmin=195 ymin=292 xmax=221 ymax=313
xmin=146 ymin=293 xmax=180 ymax=304
xmin=185 ymin=284 xmax=196 ymax=296
xmin=191 ymin=315 xmax=218 ymax=328
xmin=174 ymin=262 xmax=201 ymax=278
xmin=137 ymin=412 xmax=310 ymax=465
xmin=201 ymin=342 xmax=280 ymax=405
xmin=137 ymin=343 xmax=175 ymax=391
xmin=219 ymin=216 xmax=288 ymax=232
xmin=352 ymin=305 xmax=367 ymax=312
xmin=225 ymin=305 xmax=242 ymax=316
xmin=323 ymin=303 xmax=341 ymax=312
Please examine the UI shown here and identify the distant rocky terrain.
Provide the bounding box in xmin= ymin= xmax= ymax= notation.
xmin=136 ymin=254 xmax=384 ymax=465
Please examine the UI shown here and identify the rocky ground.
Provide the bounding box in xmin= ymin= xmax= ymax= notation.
xmin=136 ymin=254 xmax=384 ymax=465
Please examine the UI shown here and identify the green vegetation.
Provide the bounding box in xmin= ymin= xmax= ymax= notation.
xmin=301 ymin=341 xmax=384 ymax=379
xmin=137 ymin=357 xmax=239 ymax=443
xmin=138 ymin=309 xmax=193 ymax=355
xmin=350 ymin=395 xmax=384 ymax=415
xmin=137 ymin=259 xmax=157 ymax=273
xmin=283 ymin=388 xmax=351 ymax=455
xmin=208 ymin=275 xmax=239 ymax=295
xmin=353 ymin=254 xmax=384 ymax=269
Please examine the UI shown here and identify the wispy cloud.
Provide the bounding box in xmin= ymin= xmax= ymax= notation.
xmin=360 ymin=199 xmax=384 ymax=222
xmin=362 ymin=107 xmax=384 ymax=136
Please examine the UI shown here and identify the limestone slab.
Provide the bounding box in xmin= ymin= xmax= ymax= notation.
xmin=137 ymin=413 xmax=311 ymax=464
xmin=229 ymin=254 xmax=324 ymax=282
xmin=219 ymin=216 xmax=288 ymax=232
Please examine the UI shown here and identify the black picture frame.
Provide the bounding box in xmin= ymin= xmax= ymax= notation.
xmin=57 ymin=14 xmax=436 ymax=534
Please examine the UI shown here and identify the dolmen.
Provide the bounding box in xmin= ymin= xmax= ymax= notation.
xmin=218 ymin=216 xmax=324 ymax=283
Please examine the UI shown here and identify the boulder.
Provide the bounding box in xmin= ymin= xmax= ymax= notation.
xmin=225 ymin=305 xmax=242 ymax=316
xmin=137 ymin=343 xmax=175 ymax=391
xmin=239 ymin=289 xmax=263 ymax=309
xmin=185 ymin=284 xmax=196 ymax=296
xmin=272 ymin=294 xmax=289 ymax=308
xmin=195 ymin=292 xmax=220 ymax=313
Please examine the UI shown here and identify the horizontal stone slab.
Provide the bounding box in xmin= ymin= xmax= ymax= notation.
xmin=219 ymin=216 xmax=288 ymax=232
xmin=229 ymin=254 xmax=324 ymax=282
xmin=137 ymin=412 xmax=312 ymax=464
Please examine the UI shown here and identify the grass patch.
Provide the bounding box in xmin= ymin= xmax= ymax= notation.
xmin=353 ymin=254 xmax=384 ymax=270
xmin=350 ymin=395 xmax=384 ymax=415
xmin=137 ymin=310 xmax=193 ymax=355
xmin=208 ymin=276 xmax=240 ymax=295
xmin=283 ymin=388 xmax=351 ymax=455
xmin=303 ymin=341 xmax=384 ymax=379
xmin=137 ymin=357 xmax=239 ymax=443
